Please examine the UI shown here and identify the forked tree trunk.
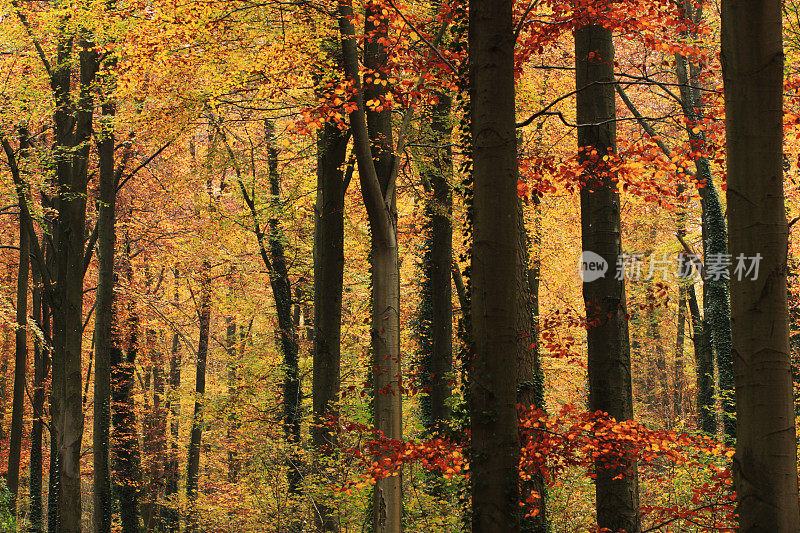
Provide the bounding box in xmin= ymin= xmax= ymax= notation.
xmin=363 ymin=3 xmax=402 ymax=529
xmin=337 ymin=2 xmax=402 ymax=531
xmin=575 ymin=22 xmax=640 ymax=533
xmin=721 ymin=1 xmax=800 ymax=529
xmin=469 ymin=0 xmax=521 ymax=530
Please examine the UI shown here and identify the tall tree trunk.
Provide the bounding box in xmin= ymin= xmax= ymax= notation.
xmin=721 ymin=1 xmax=800 ymax=529
xmin=674 ymin=286 xmax=687 ymax=421
xmin=264 ymin=121 xmax=303 ymax=501
xmin=516 ymin=198 xmax=547 ymax=530
xmin=112 ymin=269 xmax=142 ymax=533
xmin=363 ymin=4 xmax=402 ymax=529
xmin=29 ymin=262 xmax=47 ymax=533
xmin=312 ymin=117 xmax=349 ymax=532
xmin=675 ymin=0 xmax=734 ymax=439
xmin=418 ymin=96 xmax=454 ymax=432
xmin=163 ymin=270 xmax=181 ymax=532
xmin=53 ymin=45 xmax=99 ymax=533
xmin=469 ymin=0 xmax=521 ymax=530
xmin=337 ymin=2 xmax=402 ymax=530
xmin=93 ymin=93 xmax=117 ymax=533
xmin=143 ymin=328 xmax=166 ymax=532
xmin=186 ymin=261 xmax=212 ymax=532
xmin=7 ymin=133 xmax=30 ymax=516
xmin=575 ymin=22 xmax=640 ymax=533
xmin=226 ymin=316 xmax=240 ymax=483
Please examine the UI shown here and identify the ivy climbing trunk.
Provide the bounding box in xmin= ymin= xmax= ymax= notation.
xmin=675 ymin=0 xmax=734 ymax=438
xmin=264 ymin=120 xmax=303 ymax=501
xmin=721 ymin=0 xmax=800 ymax=529
xmin=575 ymin=22 xmax=641 ymax=533
xmin=419 ymin=95 xmax=454 ymax=432
xmin=469 ymin=0 xmax=522 ymax=531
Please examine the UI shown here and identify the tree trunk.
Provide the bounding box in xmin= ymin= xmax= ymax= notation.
xmin=226 ymin=317 xmax=240 ymax=483
xmin=29 ymin=263 xmax=47 ymax=533
xmin=143 ymin=327 xmax=166 ymax=531
xmin=163 ymin=270 xmax=182 ymax=532
xmin=186 ymin=261 xmax=212 ymax=532
xmin=49 ymin=42 xmax=101 ymax=532
xmin=418 ymin=96 xmax=454 ymax=432
xmin=264 ymin=121 xmax=303 ymax=501
xmin=721 ymin=1 xmax=800 ymax=529
xmin=112 ymin=269 xmax=142 ymax=533
xmin=575 ymin=23 xmax=640 ymax=533
xmin=675 ymin=0 xmax=734 ymax=439
xmin=469 ymin=0 xmax=522 ymax=530
xmin=337 ymin=3 xmax=402 ymax=530
xmin=312 ymin=117 xmax=349 ymax=532
xmin=93 ymin=94 xmax=117 ymax=533
xmin=7 ymin=136 xmax=30 ymax=516
xmin=363 ymin=5 xmax=402 ymax=529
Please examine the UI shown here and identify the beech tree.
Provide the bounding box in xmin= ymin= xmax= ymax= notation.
xmin=722 ymin=0 xmax=800 ymax=529
xmin=576 ymin=18 xmax=640 ymax=533
xmin=469 ymin=0 xmax=521 ymax=530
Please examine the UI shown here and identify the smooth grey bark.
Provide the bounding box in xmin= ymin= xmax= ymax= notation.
xmin=337 ymin=2 xmax=402 ymax=531
xmin=721 ymin=0 xmax=800 ymax=529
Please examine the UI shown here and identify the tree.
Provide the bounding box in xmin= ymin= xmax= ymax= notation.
xmin=186 ymin=260 xmax=212 ymax=532
xmin=4 ymin=129 xmax=29 ymax=517
xmin=312 ymin=114 xmax=350 ymax=531
xmin=93 ymin=80 xmax=119 ymax=533
xmin=469 ymin=0 xmax=521 ymax=531
xmin=417 ymin=95 xmax=454 ymax=433
xmin=576 ymin=19 xmax=640 ymax=533
xmin=721 ymin=0 xmax=800 ymax=529
xmin=337 ymin=2 xmax=403 ymax=530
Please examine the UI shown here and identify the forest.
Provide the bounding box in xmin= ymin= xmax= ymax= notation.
xmin=0 ymin=0 xmax=797 ymax=531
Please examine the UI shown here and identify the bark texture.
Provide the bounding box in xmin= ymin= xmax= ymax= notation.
xmin=469 ymin=0 xmax=522 ymax=530
xmin=575 ymin=23 xmax=640 ymax=533
xmin=721 ymin=1 xmax=800 ymax=529
xmin=312 ymin=117 xmax=349 ymax=532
